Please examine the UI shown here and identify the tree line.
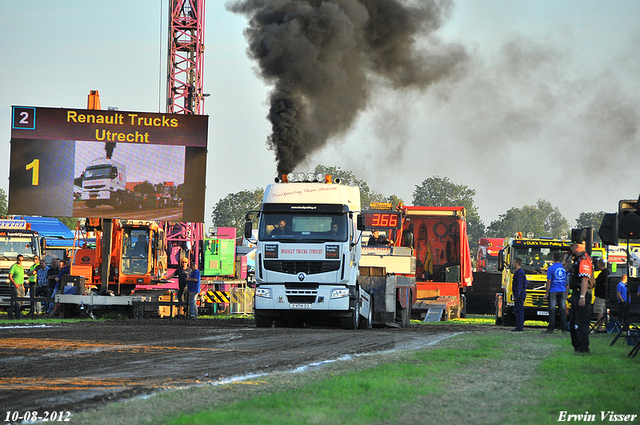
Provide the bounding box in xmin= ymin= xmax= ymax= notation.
xmin=210 ymin=165 xmax=608 ymax=250
xmin=0 ymin=170 xmax=608 ymax=247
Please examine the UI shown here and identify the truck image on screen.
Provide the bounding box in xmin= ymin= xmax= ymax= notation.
xmin=80 ymin=157 xmax=129 ymax=209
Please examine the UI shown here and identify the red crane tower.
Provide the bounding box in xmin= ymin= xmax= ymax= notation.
xmin=165 ymin=0 xmax=206 ymax=272
xmin=167 ymin=0 xmax=206 ymax=115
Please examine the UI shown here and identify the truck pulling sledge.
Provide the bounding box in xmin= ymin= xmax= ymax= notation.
xmin=361 ymin=206 xmax=473 ymax=321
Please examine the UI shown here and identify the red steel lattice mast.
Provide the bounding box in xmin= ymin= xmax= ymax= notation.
xmin=167 ymin=0 xmax=206 ymax=115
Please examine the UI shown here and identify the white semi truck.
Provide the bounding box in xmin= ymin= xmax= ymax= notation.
xmin=80 ymin=158 xmax=131 ymax=209
xmin=245 ymin=173 xmax=373 ymax=329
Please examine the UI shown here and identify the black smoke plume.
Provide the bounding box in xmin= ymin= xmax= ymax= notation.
xmin=105 ymin=142 xmax=115 ymax=159
xmin=227 ymin=0 xmax=468 ymax=175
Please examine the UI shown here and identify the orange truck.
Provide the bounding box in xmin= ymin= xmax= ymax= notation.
xmin=69 ymin=218 xmax=167 ymax=294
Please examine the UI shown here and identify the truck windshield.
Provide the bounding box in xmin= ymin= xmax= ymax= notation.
xmin=121 ymin=228 xmax=150 ymax=275
xmin=0 ymin=236 xmax=39 ymax=261
xmin=259 ymin=213 xmax=348 ymax=242
xmin=512 ymin=247 xmax=560 ymax=275
xmin=84 ymin=166 xmax=114 ymax=179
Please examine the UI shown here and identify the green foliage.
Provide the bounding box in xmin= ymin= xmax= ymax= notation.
xmin=575 ymin=211 xmax=607 ymax=243
xmin=487 ymin=199 xmax=570 ymax=239
xmin=54 ymin=217 xmax=79 ymax=231
xmin=134 ymin=181 xmax=156 ymax=194
xmin=0 ymin=188 xmax=7 ymax=216
xmin=211 ymin=188 xmax=264 ymax=235
xmin=412 ymin=176 xmax=485 ymax=251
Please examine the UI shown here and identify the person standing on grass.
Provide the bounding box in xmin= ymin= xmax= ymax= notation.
xmin=169 ymin=257 xmax=192 ymax=315
xmin=186 ymin=266 xmax=201 ymax=318
xmin=512 ymin=257 xmax=527 ymax=332
xmin=543 ymin=251 xmax=568 ymax=333
xmin=7 ymin=255 xmax=25 ymax=319
xmin=617 ymin=274 xmax=630 ymax=322
xmin=569 ymin=238 xmax=592 ymax=354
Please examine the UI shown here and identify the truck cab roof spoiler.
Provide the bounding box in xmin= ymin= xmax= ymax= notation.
xmin=261 ymin=204 xmax=351 ymax=213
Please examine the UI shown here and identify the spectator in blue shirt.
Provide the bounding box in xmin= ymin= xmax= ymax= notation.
xmin=617 ymin=274 xmax=629 ymax=321
xmin=543 ymin=251 xmax=568 ymax=333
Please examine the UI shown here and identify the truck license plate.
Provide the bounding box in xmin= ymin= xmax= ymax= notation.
xmin=290 ymin=303 xmax=312 ymax=309
xmin=536 ymin=310 xmax=549 ymax=316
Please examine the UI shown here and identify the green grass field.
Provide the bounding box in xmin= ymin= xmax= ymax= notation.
xmin=69 ymin=319 xmax=639 ymax=425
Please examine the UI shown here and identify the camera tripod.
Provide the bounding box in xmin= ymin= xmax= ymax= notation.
xmin=610 ymin=300 xmax=636 ymax=347
xmin=591 ymin=309 xmax=619 ymax=333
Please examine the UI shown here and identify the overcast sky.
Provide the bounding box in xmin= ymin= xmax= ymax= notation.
xmin=1 ymin=1 xmax=639 ymax=229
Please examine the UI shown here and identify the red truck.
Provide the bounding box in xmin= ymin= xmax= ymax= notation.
xmin=475 ymin=237 xmax=504 ymax=273
xmin=360 ymin=205 xmax=473 ymax=321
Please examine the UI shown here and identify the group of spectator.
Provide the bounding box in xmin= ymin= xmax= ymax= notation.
xmin=6 ymin=255 xmax=70 ymax=320
xmin=169 ymin=257 xmax=201 ymax=318
xmin=512 ymin=237 xmax=639 ymax=355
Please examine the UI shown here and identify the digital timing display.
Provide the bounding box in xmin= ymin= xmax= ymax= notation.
xmin=9 ymin=106 xmax=208 ymax=222
xmin=364 ymin=212 xmax=401 ymax=229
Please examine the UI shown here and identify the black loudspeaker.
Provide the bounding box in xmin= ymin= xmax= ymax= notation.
xmin=598 ymin=213 xmax=618 ymax=246
xmin=618 ymin=200 xmax=640 ymax=240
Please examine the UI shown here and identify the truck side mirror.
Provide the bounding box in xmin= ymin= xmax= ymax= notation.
xmin=244 ymin=221 xmax=253 ymax=240
xmin=497 ymin=249 xmax=504 ymax=271
xmin=155 ymin=230 xmax=165 ymax=252
xmin=356 ymin=214 xmax=366 ymax=231
xmin=244 ymin=213 xmax=254 ymax=240
xmin=40 ymin=237 xmax=46 ymax=255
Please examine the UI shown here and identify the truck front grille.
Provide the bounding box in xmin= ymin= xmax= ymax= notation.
xmin=286 ymin=295 xmax=317 ymax=303
xmin=263 ymin=260 xmax=340 ymax=275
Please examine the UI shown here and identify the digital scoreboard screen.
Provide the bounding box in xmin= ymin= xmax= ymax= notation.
xmin=9 ymin=106 xmax=208 ymax=222
xmin=363 ymin=212 xmax=401 ymax=229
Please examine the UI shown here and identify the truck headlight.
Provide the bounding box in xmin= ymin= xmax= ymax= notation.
xmin=255 ymin=287 xmax=271 ymax=299
xmin=331 ymin=288 xmax=350 ymax=299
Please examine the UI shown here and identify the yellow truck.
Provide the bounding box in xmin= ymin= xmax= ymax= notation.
xmin=495 ymin=234 xmax=572 ymax=326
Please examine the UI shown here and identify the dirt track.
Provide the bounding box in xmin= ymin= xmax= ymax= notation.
xmin=0 ymin=317 xmax=501 ymax=417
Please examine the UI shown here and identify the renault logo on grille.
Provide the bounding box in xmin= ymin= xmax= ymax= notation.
xmin=297 ymin=272 xmax=306 ymax=281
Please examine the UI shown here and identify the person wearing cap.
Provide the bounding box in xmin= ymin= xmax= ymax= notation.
xmin=569 ymin=238 xmax=593 ymax=353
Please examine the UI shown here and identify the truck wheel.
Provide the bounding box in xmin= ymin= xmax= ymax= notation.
xmin=358 ymin=297 xmax=373 ymax=329
xmin=255 ymin=312 xmax=272 ymax=328
xmin=341 ymin=295 xmax=360 ymax=330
